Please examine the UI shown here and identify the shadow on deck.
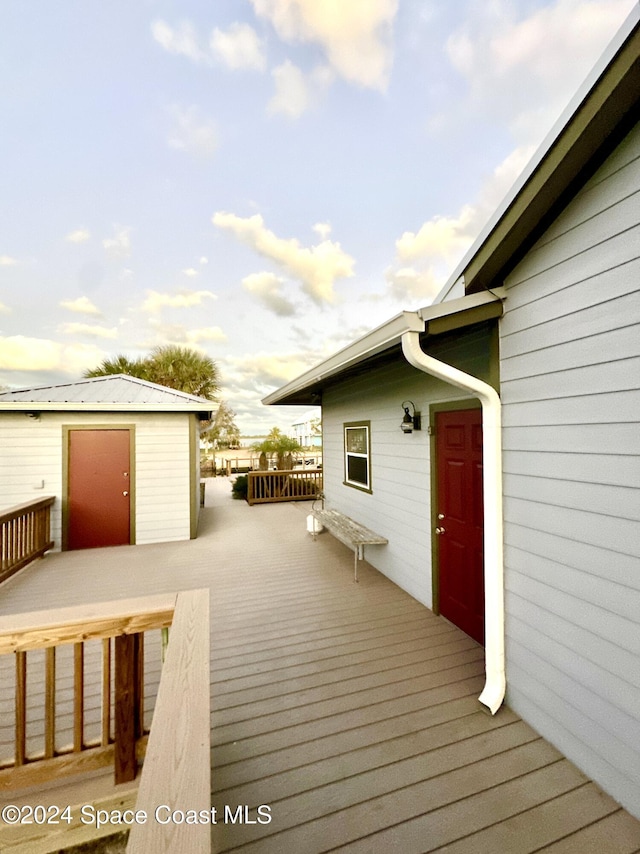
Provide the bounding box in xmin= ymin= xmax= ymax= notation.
xmin=1 ymin=477 xmax=640 ymax=852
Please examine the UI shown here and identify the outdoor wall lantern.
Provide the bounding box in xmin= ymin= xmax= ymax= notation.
xmin=401 ymin=400 xmax=421 ymax=433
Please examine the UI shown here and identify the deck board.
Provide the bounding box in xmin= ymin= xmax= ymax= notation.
xmin=1 ymin=476 xmax=640 ymax=853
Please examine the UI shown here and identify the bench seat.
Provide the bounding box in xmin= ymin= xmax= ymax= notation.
xmin=311 ymin=508 xmax=388 ymax=581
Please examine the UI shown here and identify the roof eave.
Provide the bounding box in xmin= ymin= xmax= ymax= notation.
xmin=0 ymin=402 xmax=214 ymax=416
xmin=263 ymin=290 xmax=505 ymax=406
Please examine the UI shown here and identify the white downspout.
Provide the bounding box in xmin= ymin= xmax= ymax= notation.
xmin=401 ymin=329 xmax=505 ymax=714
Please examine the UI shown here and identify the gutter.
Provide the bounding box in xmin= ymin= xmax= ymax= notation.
xmin=401 ymin=326 xmax=505 ymax=715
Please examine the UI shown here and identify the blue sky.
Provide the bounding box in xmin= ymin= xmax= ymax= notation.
xmin=0 ymin=0 xmax=635 ymax=432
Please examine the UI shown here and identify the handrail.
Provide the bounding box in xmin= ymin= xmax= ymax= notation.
xmin=0 ymin=593 xmax=176 ymax=791
xmin=247 ymin=468 xmax=323 ymax=505
xmin=0 ymin=496 xmax=55 ymax=584
xmin=126 ymin=589 xmax=210 ymax=853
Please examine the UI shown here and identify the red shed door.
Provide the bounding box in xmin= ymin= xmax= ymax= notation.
xmin=435 ymin=409 xmax=484 ymax=645
xmin=68 ymin=430 xmax=131 ymax=550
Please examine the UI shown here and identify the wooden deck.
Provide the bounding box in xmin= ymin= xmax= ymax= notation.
xmin=1 ymin=477 xmax=640 ymax=853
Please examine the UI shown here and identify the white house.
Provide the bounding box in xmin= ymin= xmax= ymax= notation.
xmin=264 ymin=10 xmax=640 ymax=819
xmin=0 ymin=374 xmax=214 ymax=550
xmin=291 ymin=409 xmax=322 ymax=448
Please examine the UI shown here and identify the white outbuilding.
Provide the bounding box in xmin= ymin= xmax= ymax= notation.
xmin=0 ymin=374 xmax=214 ymax=550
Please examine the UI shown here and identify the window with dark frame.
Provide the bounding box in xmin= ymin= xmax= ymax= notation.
xmin=344 ymin=422 xmax=371 ymax=491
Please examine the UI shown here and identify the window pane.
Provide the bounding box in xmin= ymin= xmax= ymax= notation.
xmin=347 ymin=456 xmax=368 ymax=486
xmin=346 ymin=427 xmax=367 ymax=454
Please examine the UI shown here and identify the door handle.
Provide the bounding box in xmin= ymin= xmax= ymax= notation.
xmin=435 ymin=526 xmax=445 ymax=535
xmin=437 ymin=513 xmax=445 ymax=520
xmin=123 ymin=491 xmax=129 ymax=497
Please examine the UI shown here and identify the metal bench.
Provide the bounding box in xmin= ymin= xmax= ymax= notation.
xmin=310 ymin=507 xmax=388 ymax=582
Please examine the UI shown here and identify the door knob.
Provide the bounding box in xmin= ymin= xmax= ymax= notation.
xmin=123 ymin=491 xmax=129 ymax=497
xmin=437 ymin=513 xmax=445 ymax=520
xmin=435 ymin=526 xmax=445 ymax=535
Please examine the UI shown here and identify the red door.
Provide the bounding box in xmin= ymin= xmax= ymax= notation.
xmin=68 ymin=430 xmax=131 ymax=550
xmin=435 ymin=409 xmax=484 ymax=644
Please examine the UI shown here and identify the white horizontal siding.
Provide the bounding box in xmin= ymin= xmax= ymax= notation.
xmin=504 ymin=473 xmax=639 ymax=520
xmin=501 ymin=120 xmax=640 ymax=818
xmin=133 ymin=413 xmax=191 ymax=544
xmin=502 ymin=422 xmax=640 ymax=455
xmin=0 ymin=415 xmax=63 ymax=548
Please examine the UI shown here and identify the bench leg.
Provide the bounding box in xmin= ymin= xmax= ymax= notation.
xmin=354 ymin=545 xmax=364 ymax=583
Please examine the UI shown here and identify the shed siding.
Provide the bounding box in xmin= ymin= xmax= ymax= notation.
xmin=322 ymin=326 xmax=492 ymax=607
xmin=132 ymin=413 xmax=192 ymax=545
xmin=500 ymin=120 xmax=640 ymax=818
xmin=0 ymin=411 xmax=193 ymax=550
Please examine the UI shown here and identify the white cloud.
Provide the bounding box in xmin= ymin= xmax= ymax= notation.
xmin=66 ymin=228 xmax=91 ymax=243
xmin=225 ymin=349 xmax=316 ymax=391
xmin=384 ymin=266 xmax=441 ymax=304
xmin=445 ymin=0 xmax=635 ymax=145
xmin=268 ymin=60 xmax=314 ymax=118
xmin=200 ymin=257 xmax=209 ymax=265
xmin=141 ymin=289 xmax=217 ymax=314
xmin=390 ymin=143 xmax=536 ymax=302
xmin=250 ymin=0 xmax=398 ymax=90
xmin=211 ymin=22 xmax=266 ymax=71
xmin=242 ymin=272 xmax=297 ymax=316
xmin=58 ymin=322 xmax=118 ymax=339
xmin=151 ymin=19 xmax=209 ymax=64
xmin=60 ymin=296 xmax=102 ymax=316
xmin=396 ymin=205 xmax=477 ymax=265
xmin=312 ymin=222 xmax=332 ymax=240
xmin=0 ymin=335 xmax=105 ymax=374
xmin=212 ymin=211 xmax=354 ymax=304
xmin=0 ymin=301 xmax=11 ymax=314
xmin=146 ymin=319 xmax=227 ymax=348
xmin=102 ymin=226 xmax=132 ymax=259
xmin=182 ymin=268 xmax=199 ymax=277
xmin=0 ymin=255 xmax=18 ymax=266
xmin=167 ymin=105 xmax=218 ymax=158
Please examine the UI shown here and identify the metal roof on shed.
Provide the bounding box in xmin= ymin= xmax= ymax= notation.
xmin=0 ymin=374 xmax=215 ymax=414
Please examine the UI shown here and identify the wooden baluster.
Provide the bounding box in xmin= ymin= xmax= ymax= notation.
xmin=15 ymin=650 xmax=27 ymax=766
xmin=114 ymin=632 xmax=141 ymax=784
xmin=73 ymin=642 xmax=84 ymax=752
xmin=45 ymin=646 xmax=56 ymax=758
xmin=136 ymin=632 xmax=144 ymax=738
xmin=102 ymin=637 xmax=111 ymax=746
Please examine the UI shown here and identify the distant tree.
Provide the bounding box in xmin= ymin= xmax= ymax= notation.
xmin=252 ymin=427 xmax=302 ymax=470
xmin=83 ymin=345 xmax=220 ymax=400
xmin=205 ymin=401 xmax=241 ymax=449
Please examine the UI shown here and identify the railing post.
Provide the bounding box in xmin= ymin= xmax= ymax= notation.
xmin=114 ymin=632 xmax=142 ymax=784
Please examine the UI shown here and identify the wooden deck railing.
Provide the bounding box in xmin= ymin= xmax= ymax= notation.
xmin=127 ymin=588 xmax=210 ymax=853
xmin=0 ymin=592 xmax=176 ymax=791
xmin=247 ymin=468 xmax=323 ymax=505
xmin=0 ymin=497 xmax=55 ymax=584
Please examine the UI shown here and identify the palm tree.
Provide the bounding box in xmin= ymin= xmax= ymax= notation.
xmin=253 ymin=428 xmax=302 ymax=470
xmin=145 ymin=345 xmax=220 ymax=399
xmin=84 ymin=354 xmax=148 ymax=379
xmin=84 ymin=346 xmax=220 ymax=400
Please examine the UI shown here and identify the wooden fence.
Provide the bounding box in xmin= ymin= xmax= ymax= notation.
xmin=247 ymin=469 xmax=323 ymax=505
xmin=0 ymin=592 xmax=175 ymax=791
xmin=0 ymin=496 xmax=55 ymax=584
